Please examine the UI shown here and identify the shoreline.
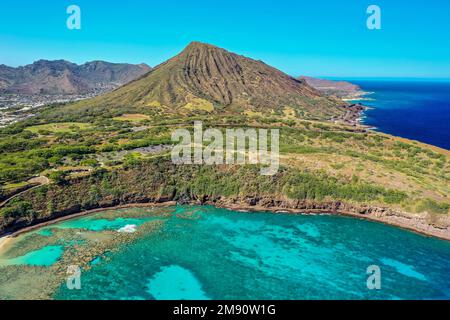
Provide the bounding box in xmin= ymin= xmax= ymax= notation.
xmin=0 ymin=201 xmax=177 ymax=240
xmin=0 ymin=201 xmax=177 ymax=256
xmin=1 ymin=199 xmax=449 ymax=244
xmin=342 ymin=89 xmax=374 ymax=128
xmin=214 ymin=202 xmax=450 ymax=242
xmin=341 ymin=90 xmax=374 ymax=102
xmin=332 ymin=90 xmax=374 ymax=128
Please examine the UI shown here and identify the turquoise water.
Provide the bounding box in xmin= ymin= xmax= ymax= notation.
xmin=0 ymin=245 xmax=63 ymax=267
xmin=147 ymin=265 xmax=210 ymax=300
xmin=48 ymin=206 xmax=450 ymax=300
xmin=46 ymin=216 xmax=153 ymax=231
xmin=0 ymin=212 xmax=157 ymax=269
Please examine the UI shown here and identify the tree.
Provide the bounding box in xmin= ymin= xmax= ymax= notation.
xmin=48 ymin=171 xmax=68 ymax=184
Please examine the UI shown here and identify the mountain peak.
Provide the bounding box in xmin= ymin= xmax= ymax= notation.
xmin=185 ymin=41 xmax=217 ymax=49
xmin=180 ymin=41 xmax=229 ymax=56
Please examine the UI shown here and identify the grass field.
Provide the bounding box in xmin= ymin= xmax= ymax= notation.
xmin=1 ymin=181 xmax=30 ymax=191
xmin=183 ymin=98 xmax=214 ymax=112
xmin=26 ymin=122 xmax=93 ymax=134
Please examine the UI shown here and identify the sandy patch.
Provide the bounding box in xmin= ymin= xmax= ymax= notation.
xmin=0 ymin=236 xmax=12 ymax=255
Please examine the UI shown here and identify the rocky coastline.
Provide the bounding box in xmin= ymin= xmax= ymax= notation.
xmin=206 ymin=196 xmax=450 ymax=241
xmin=334 ymin=103 xmax=370 ymax=127
xmin=1 ymin=195 xmax=449 ymax=243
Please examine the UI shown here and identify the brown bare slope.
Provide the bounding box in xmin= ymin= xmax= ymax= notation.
xmin=300 ymin=76 xmax=364 ymax=99
xmin=58 ymin=42 xmax=347 ymax=120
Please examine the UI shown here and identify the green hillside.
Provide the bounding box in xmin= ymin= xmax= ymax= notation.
xmin=0 ymin=42 xmax=449 ymax=238
xmin=39 ymin=42 xmax=346 ymax=123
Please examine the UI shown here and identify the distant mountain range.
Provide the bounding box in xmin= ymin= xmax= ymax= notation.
xmin=0 ymin=60 xmax=151 ymax=95
xmin=58 ymin=42 xmax=347 ymax=121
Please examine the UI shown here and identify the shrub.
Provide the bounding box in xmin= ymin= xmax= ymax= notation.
xmin=416 ymin=199 xmax=450 ymax=214
xmin=48 ymin=171 xmax=68 ymax=184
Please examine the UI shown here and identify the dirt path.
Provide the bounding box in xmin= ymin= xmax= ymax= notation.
xmin=0 ymin=176 xmax=50 ymax=208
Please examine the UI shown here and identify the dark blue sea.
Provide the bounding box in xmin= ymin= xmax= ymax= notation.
xmin=349 ymin=80 xmax=450 ymax=150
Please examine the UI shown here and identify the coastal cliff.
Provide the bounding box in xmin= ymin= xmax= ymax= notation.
xmin=1 ymin=159 xmax=449 ymax=240
xmin=0 ymin=43 xmax=448 ymax=242
xmin=209 ymin=196 xmax=450 ymax=240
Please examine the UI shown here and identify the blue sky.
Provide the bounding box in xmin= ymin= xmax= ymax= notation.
xmin=0 ymin=0 xmax=449 ymax=78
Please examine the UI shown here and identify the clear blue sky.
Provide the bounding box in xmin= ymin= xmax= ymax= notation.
xmin=1 ymin=0 xmax=449 ymax=78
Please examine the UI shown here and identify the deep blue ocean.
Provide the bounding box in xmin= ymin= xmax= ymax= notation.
xmin=349 ymin=80 xmax=450 ymax=150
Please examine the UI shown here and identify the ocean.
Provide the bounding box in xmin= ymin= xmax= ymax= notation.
xmin=349 ymin=79 xmax=450 ymax=150
xmin=1 ymin=206 xmax=449 ymax=300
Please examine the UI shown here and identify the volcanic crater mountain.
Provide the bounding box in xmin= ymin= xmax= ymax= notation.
xmin=0 ymin=60 xmax=151 ymax=95
xmin=59 ymin=42 xmax=347 ymax=121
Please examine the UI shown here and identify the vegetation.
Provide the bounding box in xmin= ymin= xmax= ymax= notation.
xmin=0 ymin=42 xmax=448 ymax=236
xmin=416 ymin=199 xmax=450 ymax=215
xmin=25 ymin=122 xmax=92 ymax=134
xmin=112 ymin=114 xmax=151 ymax=122
xmin=283 ymin=171 xmax=407 ymax=203
xmin=0 ymin=157 xmax=414 ymax=233
xmin=38 ymin=42 xmax=345 ymax=123
xmin=0 ymin=115 xmax=448 ymax=232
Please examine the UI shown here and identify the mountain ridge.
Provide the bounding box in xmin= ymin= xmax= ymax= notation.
xmin=58 ymin=42 xmax=348 ymax=121
xmin=300 ymin=76 xmax=365 ymax=99
xmin=0 ymin=60 xmax=151 ymax=95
